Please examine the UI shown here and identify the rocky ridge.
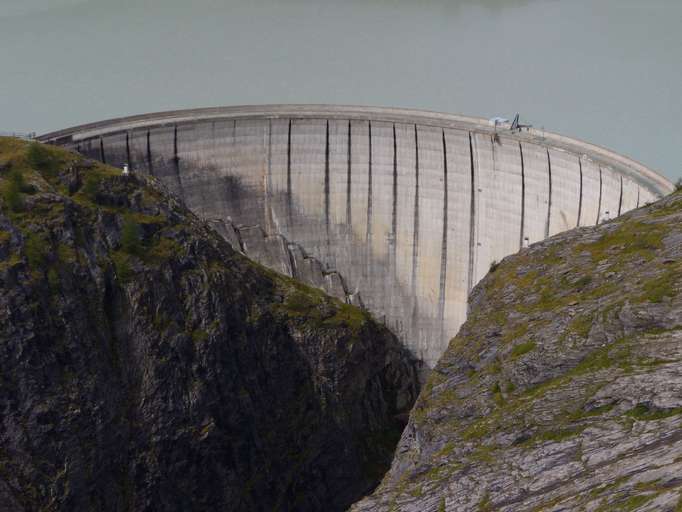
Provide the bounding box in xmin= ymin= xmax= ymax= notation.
xmin=353 ymin=188 xmax=682 ymax=511
xmin=208 ymin=219 xmax=364 ymax=307
xmin=0 ymin=138 xmax=419 ymax=512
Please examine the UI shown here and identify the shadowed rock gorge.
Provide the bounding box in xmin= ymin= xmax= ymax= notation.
xmin=0 ymin=138 xmax=419 ymax=512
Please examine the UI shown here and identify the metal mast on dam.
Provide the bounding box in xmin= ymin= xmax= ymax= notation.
xmin=39 ymin=105 xmax=674 ymax=367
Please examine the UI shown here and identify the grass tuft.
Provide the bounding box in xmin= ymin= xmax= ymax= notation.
xmin=121 ymin=217 xmax=143 ymax=256
xmin=510 ymin=341 xmax=536 ymax=359
xmin=24 ymin=232 xmax=49 ymax=270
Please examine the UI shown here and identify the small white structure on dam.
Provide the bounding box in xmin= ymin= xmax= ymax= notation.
xmin=39 ymin=105 xmax=674 ymax=367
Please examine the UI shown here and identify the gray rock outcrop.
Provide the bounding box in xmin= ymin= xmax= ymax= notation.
xmin=353 ymin=190 xmax=682 ymax=511
xmin=0 ymin=139 xmax=419 ymax=512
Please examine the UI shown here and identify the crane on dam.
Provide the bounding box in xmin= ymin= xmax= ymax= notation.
xmin=510 ymin=113 xmax=532 ymax=132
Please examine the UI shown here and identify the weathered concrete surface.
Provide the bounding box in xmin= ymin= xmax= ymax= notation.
xmin=39 ymin=105 xmax=674 ymax=366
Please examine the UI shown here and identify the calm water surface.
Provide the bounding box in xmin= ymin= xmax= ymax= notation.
xmin=1 ymin=0 xmax=680 ymax=179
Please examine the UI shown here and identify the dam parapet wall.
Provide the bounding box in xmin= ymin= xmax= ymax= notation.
xmin=39 ymin=105 xmax=674 ymax=366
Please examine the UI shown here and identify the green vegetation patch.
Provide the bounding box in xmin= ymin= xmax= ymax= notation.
xmin=111 ymin=251 xmax=134 ymax=283
xmin=191 ymin=329 xmax=209 ymax=343
xmin=510 ymin=341 xmax=536 ymax=359
xmin=574 ymin=274 xmax=593 ymax=290
xmin=534 ymin=427 xmax=583 ymax=444
xmin=57 ymin=243 xmax=76 ymax=263
xmin=650 ymin=194 xmax=682 ymax=218
xmin=26 ymin=142 xmax=60 ymax=177
xmin=126 ymin=212 xmax=166 ymax=225
xmin=502 ymin=322 xmax=529 ymax=344
xmin=0 ymin=253 xmax=21 ymax=272
xmin=24 ymin=232 xmax=49 ymax=271
xmin=575 ymin=220 xmax=666 ymax=264
xmin=570 ymin=403 xmax=616 ymax=421
xmin=461 ymin=418 xmax=492 ymax=441
xmin=636 ymin=270 xmax=678 ymax=303
xmin=76 ymin=164 xmax=121 ymax=204
xmin=147 ymin=237 xmax=182 ymax=263
xmin=81 ymin=173 xmax=103 ymax=202
xmin=477 ymin=492 xmax=493 ymax=511
xmin=277 ymin=289 xmax=325 ymax=318
xmin=47 ymin=268 xmax=60 ymax=290
xmin=617 ymin=493 xmax=656 ymax=511
xmin=1 ymin=168 xmax=33 ymax=212
xmin=121 ymin=217 xmax=143 ymax=255
xmin=521 ymin=338 xmax=632 ymax=403
xmin=625 ymin=403 xmax=682 ymax=421
xmin=568 ymin=314 xmax=594 ymax=338
xmin=321 ymin=303 xmax=367 ymax=331
xmin=271 ymin=273 xmax=369 ymax=333
xmin=0 ymin=137 xmax=26 ymax=166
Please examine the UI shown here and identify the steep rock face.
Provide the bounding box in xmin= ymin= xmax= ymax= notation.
xmin=208 ymin=219 xmax=364 ymax=307
xmin=353 ymin=190 xmax=682 ymax=511
xmin=0 ymin=138 xmax=419 ymax=512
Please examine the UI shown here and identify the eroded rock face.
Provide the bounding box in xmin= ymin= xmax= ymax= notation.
xmin=353 ymin=191 xmax=682 ymax=511
xmin=0 ymin=139 xmax=419 ymax=512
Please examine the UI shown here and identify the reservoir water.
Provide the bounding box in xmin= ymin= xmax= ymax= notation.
xmin=1 ymin=0 xmax=680 ymax=180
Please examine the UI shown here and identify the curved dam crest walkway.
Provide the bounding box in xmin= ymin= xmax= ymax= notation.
xmin=39 ymin=105 xmax=674 ymax=367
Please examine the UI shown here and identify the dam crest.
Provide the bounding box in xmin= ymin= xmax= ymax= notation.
xmin=39 ymin=105 xmax=674 ymax=367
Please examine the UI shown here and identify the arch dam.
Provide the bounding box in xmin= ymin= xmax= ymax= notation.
xmin=38 ymin=105 xmax=674 ymax=367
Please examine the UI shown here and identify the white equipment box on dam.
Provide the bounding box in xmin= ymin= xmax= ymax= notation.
xmin=39 ymin=105 xmax=674 ymax=367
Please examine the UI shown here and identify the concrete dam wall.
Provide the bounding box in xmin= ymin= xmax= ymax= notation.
xmin=39 ymin=105 xmax=674 ymax=367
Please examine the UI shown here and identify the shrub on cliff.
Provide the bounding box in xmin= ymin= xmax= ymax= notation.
xmin=26 ymin=142 xmax=59 ymax=176
xmin=121 ymin=217 xmax=143 ymax=255
xmin=1 ymin=169 xmax=28 ymax=212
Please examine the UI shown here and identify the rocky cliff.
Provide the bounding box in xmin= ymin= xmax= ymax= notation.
xmin=353 ymin=188 xmax=682 ymax=510
xmin=0 ymin=138 xmax=419 ymax=512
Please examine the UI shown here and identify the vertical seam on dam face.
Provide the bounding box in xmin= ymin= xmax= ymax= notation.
xmin=146 ymin=130 xmax=153 ymax=176
xmin=267 ymin=119 xmax=273 ymax=232
xmin=597 ymin=167 xmax=603 ymax=224
xmin=287 ymin=119 xmax=292 ymax=224
xmin=411 ymin=125 xmax=420 ymax=306
xmin=324 ymin=120 xmax=330 ymax=234
xmin=173 ymin=125 xmax=183 ymax=195
xmin=391 ymin=124 xmax=398 ymax=275
xmin=577 ymin=158 xmax=584 ymax=227
xmin=125 ymin=132 xmax=131 ymax=165
xmin=618 ymin=175 xmax=624 ymax=217
xmin=467 ymin=132 xmax=476 ymax=293
xmin=99 ymin=137 xmax=106 ymax=164
xmin=346 ymin=121 xmax=352 ymax=226
xmin=519 ymin=142 xmax=526 ymax=249
xmin=438 ymin=129 xmax=449 ymax=331
xmin=173 ymin=125 xmax=178 ymax=161
xmin=546 ymin=149 xmax=552 ymax=238
xmin=367 ymin=122 xmax=373 ymax=247
xmin=637 ymin=187 xmax=641 ymax=208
